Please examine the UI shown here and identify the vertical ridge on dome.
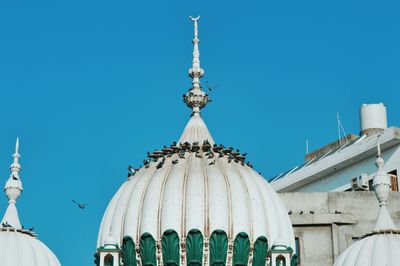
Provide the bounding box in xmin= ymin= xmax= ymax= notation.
xmin=1 ymin=138 xmax=23 ymax=229
xmin=373 ymin=141 xmax=397 ymax=231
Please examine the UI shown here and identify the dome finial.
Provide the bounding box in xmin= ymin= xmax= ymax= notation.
xmin=372 ymin=140 xmax=397 ymax=230
xmin=1 ymin=137 xmax=23 ymax=229
xmin=184 ymin=16 xmax=209 ymax=115
xmin=373 ymin=140 xmax=390 ymax=207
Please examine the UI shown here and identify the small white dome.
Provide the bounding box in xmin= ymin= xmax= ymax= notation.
xmin=334 ymin=232 xmax=400 ymax=266
xmin=97 ymin=114 xmax=295 ymax=250
xmin=0 ymin=231 xmax=60 ymax=266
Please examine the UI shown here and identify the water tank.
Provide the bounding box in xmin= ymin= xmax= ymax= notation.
xmin=360 ymin=103 xmax=387 ymax=135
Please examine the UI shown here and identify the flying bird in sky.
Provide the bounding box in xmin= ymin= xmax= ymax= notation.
xmin=72 ymin=200 xmax=88 ymax=209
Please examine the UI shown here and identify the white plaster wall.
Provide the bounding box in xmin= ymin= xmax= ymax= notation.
xmin=278 ymin=192 xmax=400 ymax=266
xmin=295 ymin=226 xmax=333 ymax=266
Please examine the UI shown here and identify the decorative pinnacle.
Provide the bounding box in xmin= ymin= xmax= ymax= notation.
xmin=373 ymin=141 xmax=391 ymax=207
xmin=10 ymin=137 xmax=21 ymax=180
xmin=184 ymin=16 xmax=210 ymax=114
xmin=2 ymin=138 xmax=23 ymax=229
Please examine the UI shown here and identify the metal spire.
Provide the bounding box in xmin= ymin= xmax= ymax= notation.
xmin=184 ymin=16 xmax=210 ymax=114
xmin=1 ymin=138 xmax=23 ymax=229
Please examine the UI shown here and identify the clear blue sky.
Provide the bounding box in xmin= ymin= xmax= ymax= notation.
xmin=0 ymin=0 xmax=399 ymax=265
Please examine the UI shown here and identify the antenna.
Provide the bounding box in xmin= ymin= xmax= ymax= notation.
xmin=306 ymin=139 xmax=309 ymax=155
xmin=336 ymin=112 xmax=348 ymax=146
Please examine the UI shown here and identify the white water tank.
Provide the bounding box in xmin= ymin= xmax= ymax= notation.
xmin=360 ymin=103 xmax=387 ymax=135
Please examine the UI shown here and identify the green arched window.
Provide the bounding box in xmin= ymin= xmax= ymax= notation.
xmin=210 ymin=230 xmax=228 ymax=266
xmin=232 ymin=232 xmax=250 ymax=266
xmin=162 ymin=230 xmax=180 ymax=266
xmin=276 ymin=255 xmax=286 ymax=266
xmin=140 ymin=233 xmax=157 ymax=266
xmin=186 ymin=229 xmax=203 ymax=266
xmin=122 ymin=236 xmax=137 ymax=266
xmin=252 ymin=237 xmax=268 ymax=266
xmin=104 ymin=254 xmax=114 ymax=266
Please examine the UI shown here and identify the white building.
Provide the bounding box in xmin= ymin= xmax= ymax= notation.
xmin=269 ymin=104 xmax=400 ymax=266
xmin=271 ymin=103 xmax=400 ymax=193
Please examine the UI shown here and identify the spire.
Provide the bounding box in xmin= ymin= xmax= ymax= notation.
xmin=1 ymin=138 xmax=23 ymax=229
xmin=372 ymin=140 xmax=397 ymax=231
xmin=184 ymin=16 xmax=210 ymax=115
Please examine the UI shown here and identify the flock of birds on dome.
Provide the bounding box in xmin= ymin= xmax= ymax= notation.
xmin=126 ymin=140 xmax=256 ymax=179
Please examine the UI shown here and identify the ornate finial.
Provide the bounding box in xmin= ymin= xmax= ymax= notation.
xmin=1 ymin=138 xmax=23 ymax=229
xmin=10 ymin=137 xmax=21 ymax=180
xmin=373 ymin=141 xmax=391 ymax=207
xmin=184 ymin=16 xmax=210 ymax=114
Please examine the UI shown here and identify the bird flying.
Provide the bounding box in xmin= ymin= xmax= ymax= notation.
xmin=72 ymin=200 xmax=88 ymax=209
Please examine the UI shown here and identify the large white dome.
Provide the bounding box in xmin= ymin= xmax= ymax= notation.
xmin=0 ymin=230 xmax=61 ymax=266
xmin=96 ymin=16 xmax=295 ymax=266
xmin=97 ymin=114 xmax=295 ymax=265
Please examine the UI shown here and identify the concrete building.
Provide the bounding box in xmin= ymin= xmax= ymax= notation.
xmin=279 ymin=191 xmax=400 ymax=266
xmin=269 ymin=104 xmax=400 ymax=265
xmin=271 ymin=103 xmax=400 ymax=193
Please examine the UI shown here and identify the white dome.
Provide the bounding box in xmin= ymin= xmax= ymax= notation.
xmin=97 ymin=17 xmax=295 ymax=265
xmin=0 ymin=230 xmax=60 ymax=266
xmin=334 ymin=232 xmax=400 ymax=266
xmin=97 ymin=114 xmax=295 ymax=250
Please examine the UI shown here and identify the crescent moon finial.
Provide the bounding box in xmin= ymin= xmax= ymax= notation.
xmin=189 ymin=15 xmax=200 ymax=21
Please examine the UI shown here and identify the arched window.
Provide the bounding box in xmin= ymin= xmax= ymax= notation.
xmin=104 ymin=254 xmax=114 ymax=266
xmin=276 ymin=255 xmax=286 ymax=266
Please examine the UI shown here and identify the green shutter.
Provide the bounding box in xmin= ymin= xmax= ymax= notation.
xmin=210 ymin=230 xmax=228 ymax=266
xmin=186 ymin=229 xmax=203 ymax=266
xmin=140 ymin=233 xmax=157 ymax=266
xmin=252 ymin=237 xmax=268 ymax=266
xmin=162 ymin=230 xmax=180 ymax=266
xmin=122 ymin=236 xmax=137 ymax=266
xmin=232 ymin=232 xmax=250 ymax=266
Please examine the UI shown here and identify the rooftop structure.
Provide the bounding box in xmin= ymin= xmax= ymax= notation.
xmin=271 ymin=103 xmax=400 ymax=192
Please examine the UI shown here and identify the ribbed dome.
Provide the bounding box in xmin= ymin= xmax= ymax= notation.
xmin=96 ymin=17 xmax=295 ymax=266
xmin=0 ymin=230 xmax=61 ymax=266
xmin=333 ymin=231 xmax=400 ymax=266
xmin=97 ymin=114 xmax=295 ymax=260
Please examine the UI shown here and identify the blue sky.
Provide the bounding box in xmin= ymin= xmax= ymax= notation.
xmin=0 ymin=0 xmax=399 ymax=265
